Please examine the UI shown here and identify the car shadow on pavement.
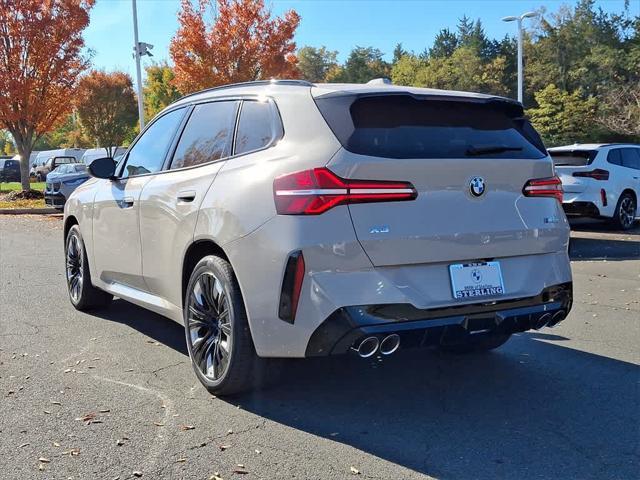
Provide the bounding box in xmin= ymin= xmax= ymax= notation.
xmin=91 ymin=299 xmax=189 ymax=356
xmin=89 ymin=301 xmax=638 ymax=479
xmin=569 ymin=237 xmax=640 ymax=261
xmin=235 ymin=333 xmax=639 ymax=479
xmin=569 ymin=218 xmax=640 ymax=236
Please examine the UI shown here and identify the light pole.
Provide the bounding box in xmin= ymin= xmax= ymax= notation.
xmin=502 ymin=11 xmax=537 ymax=104
xmin=131 ymin=0 xmax=153 ymax=130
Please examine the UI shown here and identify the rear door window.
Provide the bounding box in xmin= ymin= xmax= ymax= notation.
xmin=235 ymin=100 xmax=281 ymax=155
xmin=315 ymin=94 xmax=547 ymax=159
xmin=170 ymin=101 xmax=239 ymax=170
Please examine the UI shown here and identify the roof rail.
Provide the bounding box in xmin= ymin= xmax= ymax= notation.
xmin=177 ymin=79 xmax=314 ymax=102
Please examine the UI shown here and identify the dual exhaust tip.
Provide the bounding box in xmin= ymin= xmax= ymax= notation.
xmin=354 ymin=334 xmax=400 ymax=358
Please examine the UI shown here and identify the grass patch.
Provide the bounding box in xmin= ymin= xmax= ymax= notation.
xmin=0 ymin=198 xmax=46 ymax=209
xmin=0 ymin=182 xmax=45 ymax=193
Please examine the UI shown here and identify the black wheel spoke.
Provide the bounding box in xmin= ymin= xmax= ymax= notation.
xmin=187 ymin=271 xmax=232 ymax=381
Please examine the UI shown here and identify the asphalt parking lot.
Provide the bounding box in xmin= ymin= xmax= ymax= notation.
xmin=1 ymin=215 xmax=638 ymax=480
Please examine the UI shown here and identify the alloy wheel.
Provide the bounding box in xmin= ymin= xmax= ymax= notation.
xmin=619 ymin=197 xmax=636 ymax=229
xmin=186 ymin=272 xmax=232 ymax=381
xmin=66 ymin=234 xmax=83 ymax=303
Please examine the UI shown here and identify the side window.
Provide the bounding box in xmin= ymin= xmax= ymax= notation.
xmin=170 ymin=101 xmax=239 ymax=170
xmin=235 ymin=100 xmax=279 ymax=155
xmin=621 ymin=148 xmax=640 ymax=170
xmin=607 ymin=149 xmax=622 ymax=166
xmin=121 ymin=108 xmax=185 ymax=178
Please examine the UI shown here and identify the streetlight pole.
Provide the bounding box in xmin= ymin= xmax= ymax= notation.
xmin=132 ymin=0 xmax=145 ymax=129
xmin=502 ymin=11 xmax=537 ymax=104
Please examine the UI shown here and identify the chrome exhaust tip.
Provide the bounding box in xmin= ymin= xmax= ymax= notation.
xmin=534 ymin=313 xmax=553 ymax=330
xmin=547 ymin=310 xmax=566 ymax=328
xmin=354 ymin=336 xmax=379 ymax=358
xmin=379 ymin=334 xmax=401 ymax=355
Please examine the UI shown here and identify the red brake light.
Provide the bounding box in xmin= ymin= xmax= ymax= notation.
xmin=273 ymin=167 xmax=417 ymax=215
xmin=523 ymin=176 xmax=563 ymax=203
xmin=572 ymin=169 xmax=609 ymax=180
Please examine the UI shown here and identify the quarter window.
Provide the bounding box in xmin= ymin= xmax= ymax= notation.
xmin=121 ymin=108 xmax=185 ymax=178
xmin=621 ymin=148 xmax=640 ymax=170
xmin=607 ymin=149 xmax=623 ymax=166
xmin=170 ymin=101 xmax=239 ymax=170
xmin=235 ymin=100 xmax=279 ymax=155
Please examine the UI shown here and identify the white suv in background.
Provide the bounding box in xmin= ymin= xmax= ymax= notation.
xmin=550 ymin=144 xmax=640 ymax=230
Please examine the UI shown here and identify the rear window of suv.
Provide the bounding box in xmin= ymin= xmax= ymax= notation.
xmin=314 ymin=94 xmax=547 ymax=159
xmin=550 ymin=150 xmax=597 ymax=166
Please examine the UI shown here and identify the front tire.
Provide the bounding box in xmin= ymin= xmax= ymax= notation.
xmin=439 ymin=333 xmax=512 ymax=354
xmin=184 ymin=255 xmax=258 ymax=396
xmin=612 ymin=192 xmax=637 ymax=231
xmin=65 ymin=225 xmax=113 ymax=310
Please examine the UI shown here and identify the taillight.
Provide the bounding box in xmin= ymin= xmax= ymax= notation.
xmin=523 ymin=176 xmax=563 ymax=202
xmin=273 ymin=167 xmax=417 ymax=215
xmin=278 ymin=251 xmax=305 ymax=323
xmin=573 ymin=169 xmax=609 ymax=180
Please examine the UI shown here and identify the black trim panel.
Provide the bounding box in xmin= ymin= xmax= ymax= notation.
xmin=305 ymin=283 xmax=573 ymax=356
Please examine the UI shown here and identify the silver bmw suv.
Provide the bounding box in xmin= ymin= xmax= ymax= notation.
xmin=63 ymin=80 xmax=573 ymax=395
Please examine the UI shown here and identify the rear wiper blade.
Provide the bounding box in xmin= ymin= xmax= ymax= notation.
xmin=465 ymin=145 xmax=523 ymax=156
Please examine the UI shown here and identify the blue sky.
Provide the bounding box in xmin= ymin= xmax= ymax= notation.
xmin=85 ymin=0 xmax=638 ymax=78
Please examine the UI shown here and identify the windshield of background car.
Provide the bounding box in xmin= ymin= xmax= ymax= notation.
xmin=314 ymin=94 xmax=547 ymax=159
xmin=550 ymin=150 xmax=597 ymax=166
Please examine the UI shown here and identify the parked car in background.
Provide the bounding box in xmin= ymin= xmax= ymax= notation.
xmin=81 ymin=147 xmax=127 ymax=165
xmin=63 ymin=80 xmax=573 ymax=395
xmin=550 ymin=144 xmax=640 ymax=230
xmin=32 ymin=148 xmax=85 ymax=181
xmin=45 ymin=163 xmax=89 ymax=209
xmin=0 ymin=156 xmax=21 ymax=183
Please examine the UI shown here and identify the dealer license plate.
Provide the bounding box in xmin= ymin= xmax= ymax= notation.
xmin=449 ymin=261 xmax=505 ymax=300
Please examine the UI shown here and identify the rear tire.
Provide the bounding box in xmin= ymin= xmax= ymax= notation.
xmin=439 ymin=333 xmax=511 ymax=354
xmin=65 ymin=225 xmax=113 ymax=311
xmin=611 ymin=192 xmax=636 ymax=231
xmin=183 ymin=255 xmax=259 ymax=396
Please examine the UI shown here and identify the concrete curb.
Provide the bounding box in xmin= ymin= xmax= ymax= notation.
xmin=0 ymin=208 xmax=59 ymax=215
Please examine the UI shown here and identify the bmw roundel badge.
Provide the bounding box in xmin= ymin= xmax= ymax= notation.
xmin=469 ymin=176 xmax=486 ymax=197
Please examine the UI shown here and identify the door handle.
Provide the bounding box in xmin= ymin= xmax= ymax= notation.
xmin=118 ymin=196 xmax=134 ymax=208
xmin=177 ymin=190 xmax=196 ymax=203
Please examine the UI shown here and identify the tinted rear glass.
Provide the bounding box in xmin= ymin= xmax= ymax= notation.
xmin=551 ymin=150 xmax=596 ymax=166
xmin=315 ymin=94 xmax=546 ymax=159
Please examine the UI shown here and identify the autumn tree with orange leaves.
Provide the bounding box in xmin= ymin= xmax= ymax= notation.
xmin=76 ymin=71 xmax=138 ymax=158
xmin=170 ymin=0 xmax=300 ymax=94
xmin=0 ymin=0 xmax=94 ymax=191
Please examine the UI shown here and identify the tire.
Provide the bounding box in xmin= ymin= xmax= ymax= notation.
xmin=439 ymin=333 xmax=512 ymax=354
xmin=65 ymin=225 xmax=113 ymax=310
xmin=183 ymin=255 xmax=259 ymax=396
xmin=611 ymin=192 xmax=637 ymax=231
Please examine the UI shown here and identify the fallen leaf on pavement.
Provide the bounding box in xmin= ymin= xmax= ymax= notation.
xmin=50 ymin=400 xmax=62 ymax=405
xmin=350 ymin=466 xmax=360 ymax=475
xmin=209 ymin=473 xmax=223 ymax=480
xmin=18 ymin=443 xmax=29 ymax=448
xmin=176 ymin=458 xmax=187 ymax=463
xmin=153 ymin=422 xmax=165 ymax=427
xmin=254 ymin=449 xmax=261 ymax=454
xmin=180 ymin=425 xmax=195 ymax=431
xmin=38 ymin=458 xmax=50 ymax=463
xmin=116 ymin=439 xmax=125 ymax=446
xmin=133 ymin=471 xmax=143 ymax=477
xmin=232 ymin=467 xmax=249 ymax=475
xmin=99 ymin=409 xmax=110 ymax=413
xmin=218 ymin=444 xmax=230 ymax=451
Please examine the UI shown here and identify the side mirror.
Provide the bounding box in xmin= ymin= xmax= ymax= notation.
xmin=88 ymin=157 xmax=117 ymax=179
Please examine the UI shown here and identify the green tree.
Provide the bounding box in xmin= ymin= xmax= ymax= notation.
xmin=429 ymin=28 xmax=459 ymax=58
xmin=144 ymin=62 xmax=182 ymax=120
xmin=331 ymin=46 xmax=390 ymax=83
xmin=528 ymin=84 xmax=598 ymax=146
xmin=297 ymin=46 xmax=338 ymax=82
xmin=392 ymin=42 xmax=406 ymax=64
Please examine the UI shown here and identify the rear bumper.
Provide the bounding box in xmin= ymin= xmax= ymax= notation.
xmin=562 ymin=201 xmax=600 ymax=218
xmin=45 ymin=192 xmax=66 ymax=208
xmin=305 ymin=282 xmax=573 ymax=356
